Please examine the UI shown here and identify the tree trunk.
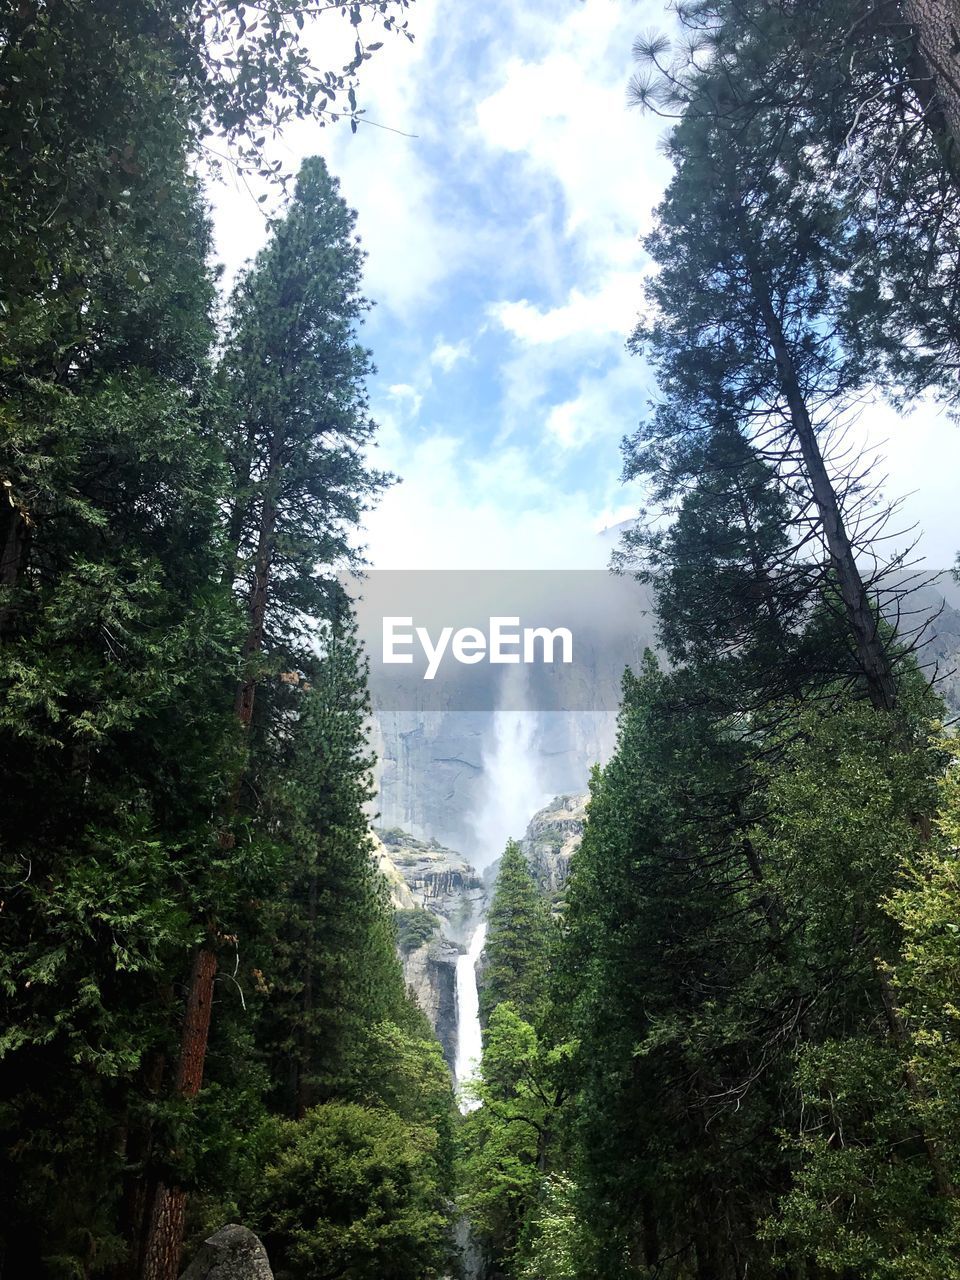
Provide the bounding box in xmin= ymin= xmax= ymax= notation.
xmin=901 ymin=0 xmax=960 ymax=172
xmin=138 ymin=428 xmax=284 ymax=1277
xmin=139 ymin=946 xmax=218 ymax=1280
xmin=111 ymin=1047 xmax=168 ymax=1280
xmin=749 ymin=273 xmax=898 ymax=711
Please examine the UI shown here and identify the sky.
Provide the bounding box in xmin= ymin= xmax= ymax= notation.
xmin=209 ymin=0 xmax=960 ymax=573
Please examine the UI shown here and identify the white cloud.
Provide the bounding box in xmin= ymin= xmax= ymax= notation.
xmin=472 ymin=1 xmax=670 ymax=460
xmin=430 ymin=338 xmax=471 ymax=371
xmin=544 ymin=351 xmax=647 ymax=451
xmin=474 ymin=0 xmax=671 ymax=261
xmin=388 ymin=383 xmax=424 ymax=416
xmin=855 ymin=398 xmax=960 ymax=569
xmin=363 ymin=417 xmax=628 ymax=570
xmin=208 ymin=0 xmax=468 ymax=315
xmin=491 ymin=272 xmax=647 ymax=346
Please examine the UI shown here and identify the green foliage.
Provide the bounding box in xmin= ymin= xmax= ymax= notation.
xmin=0 ymin=5 xmax=451 ymax=1270
xmin=252 ymin=1102 xmax=450 ymax=1280
xmin=458 ymin=1004 xmax=573 ymax=1270
xmin=394 ymin=908 xmax=440 ymax=954
xmin=218 ymin=154 xmax=391 ymax=653
xmin=480 ymin=840 xmax=553 ymax=1028
xmin=516 ymin=1174 xmax=596 ymax=1280
xmin=459 ymin=843 xmax=567 ymax=1275
xmin=763 ymin=740 xmax=960 ymax=1278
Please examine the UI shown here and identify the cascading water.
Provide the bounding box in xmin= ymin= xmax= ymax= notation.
xmin=456 ymin=668 xmax=549 ymax=1112
xmin=454 ymin=921 xmax=488 ymax=1112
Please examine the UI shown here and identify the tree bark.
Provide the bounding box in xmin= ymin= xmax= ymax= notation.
xmin=139 ymin=946 xmax=218 ymax=1280
xmin=901 ymin=0 xmax=960 ymax=172
xmin=138 ymin=427 xmax=284 ymax=1277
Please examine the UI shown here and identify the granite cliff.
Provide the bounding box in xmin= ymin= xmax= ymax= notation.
xmin=374 ymin=830 xmax=486 ymax=1070
xmin=520 ymin=792 xmax=588 ymax=902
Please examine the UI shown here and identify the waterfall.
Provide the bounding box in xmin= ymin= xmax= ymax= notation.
xmin=469 ymin=666 xmax=549 ymax=872
xmin=454 ymin=921 xmax=488 ymax=1111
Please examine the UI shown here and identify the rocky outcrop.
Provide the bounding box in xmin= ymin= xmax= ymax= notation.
xmin=370 ymin=708 xmax=616 ymax=860
xmin=364 ymin=573 xmax=960 ymax=858
xmin=179 ymin=1224 xmax=273 ymax=1280
xmin=483 ymin=794 xmax=588 ymax=905
xmin=377 ymin=829 xmax=485 ymax=945
xmin=521 ymin=793 xmax=588 ymax=900
xmin=374 ymin=827 xmax=487 ymax=1068
xmin=401 ymin=935 xmax=460 ymax=1071
xmin=372 ymin=835 xmax=417 ymax=910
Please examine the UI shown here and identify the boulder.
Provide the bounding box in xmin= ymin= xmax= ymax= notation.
xmin=179 ymin=1224 xmax=273 ymax=1280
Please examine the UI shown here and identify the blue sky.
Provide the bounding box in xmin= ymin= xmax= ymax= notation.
xmin=210 ymin=0 xmax=960 ymax=572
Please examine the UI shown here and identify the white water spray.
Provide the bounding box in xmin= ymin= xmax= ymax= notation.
xmin=469 ymin=667 xmax=550 ymax=871
xmin=455 ymin=921 xmax=487 ymax=1111
xmin=455 ymin=669 xmax=551 ymax=1113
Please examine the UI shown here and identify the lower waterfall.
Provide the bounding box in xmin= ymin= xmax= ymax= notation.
xmin=454 ymin=921 xmax=487 ymax=1111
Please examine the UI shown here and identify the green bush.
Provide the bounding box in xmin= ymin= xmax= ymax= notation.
xmin=254 ymin=1102 xmax=449 ymax=1280
xmin=394 ymin=907 xmax=439 ymax=954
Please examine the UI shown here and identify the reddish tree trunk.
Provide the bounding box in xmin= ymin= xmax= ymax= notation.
xmin=139 ymin=946 xmax=218 ymax=1280
xmin=138 ymin=429 xmax=284 ymax=1277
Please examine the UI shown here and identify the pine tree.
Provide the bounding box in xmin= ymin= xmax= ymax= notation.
xmin=620 ymin=421 xmax=845 ymax=714
xmin=0 ymin=10 xmax=452 ymax=1277
xmin=480 ymin=839 xmax=553 ymax=1028
xmin=0 ymin=116 xmax=241 ymax=1280
xmin=633 ymin=1 xmax=960 ymax=405
xmin=627 ymin=91 xmax=902 ymax=711
xmin=256 ymin=612 xmax=404 ymax=1117
xmin=140 ymin=156 xmax=390 ymax=1279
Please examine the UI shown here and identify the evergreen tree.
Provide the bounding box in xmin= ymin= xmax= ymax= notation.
xmin=559 ymin=660 xmax=793 ymax=1278
xmin=632 ymin=1 xmax=960 ymax=405
xmin=257 ymin=613 xmax=408 ymax=1117
xmin=480 ymin=840 xmax=553 ymax=1028
xmin=458 ymin=1006 xmax=573 ymax=1273
xmin=620 ymin=421 xmax=842 ymax=713
xmin=139 ymin=156 xmax=391 ymax=1279
xmin=251 ymin=1102 xmax=450 ymax=1280
xmin=0 ymin=127 xmax=242 ymax=1280
xmin=767 ymin=727 xmax=960 ymax=1278
xmin=626 ymin=89 xmax=902 ymax=710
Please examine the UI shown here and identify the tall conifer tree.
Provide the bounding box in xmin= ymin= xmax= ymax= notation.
xmin=480 ymin=839 xmax=553 ymax=1028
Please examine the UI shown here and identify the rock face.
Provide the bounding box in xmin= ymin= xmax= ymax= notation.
xmin=364 ymin=572 xmax=960 ymax=858
xmin=484 ymin=794 xmax=588 ymax=906
xmin=400 ymin=934 xmax=461 ymax=1071
xmin=378 ymin=829 xmax=486 ymax=945
xmin=179 ymin=1224 xmax=273 ymax=1280
xmin=372 ymin=835 xmax=417 ymax=910
xmin=370 ymin=708 xmax=615 ymax=860
xmin=521 ymin=793 xmax=588 ymax=901
xmin=375 ymin=828 xmax=487 ymax=1069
